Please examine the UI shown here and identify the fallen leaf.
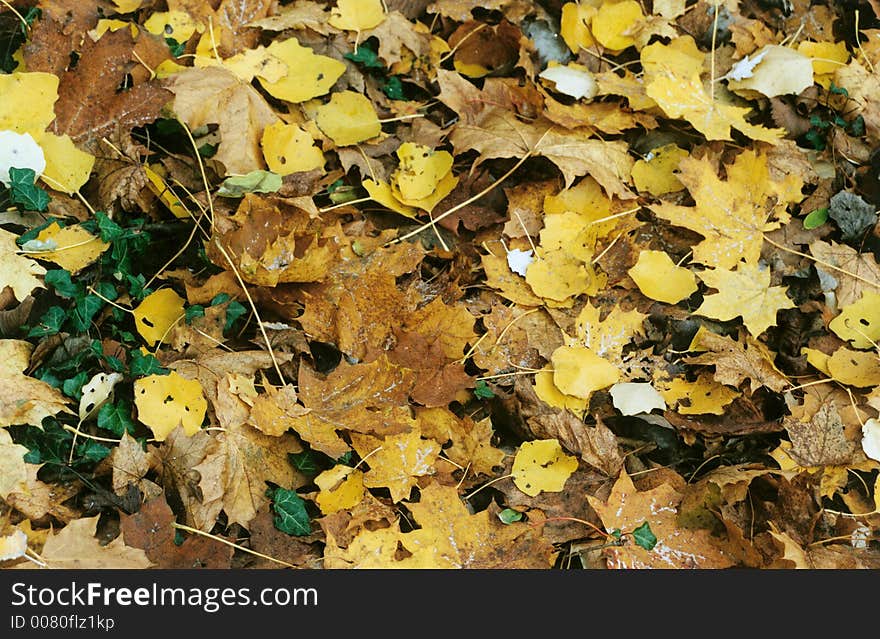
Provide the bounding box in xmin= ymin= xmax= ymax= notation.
xmin=587 ymin=469 xmax=734 ymax=568
xmin=134 ymin=371 xmax=208 ymax=441
xmin=16 ymin=516 xmax=153 ymax=569
xmin=511 ymin=438 xmax=579 ymax=497
xmin=695 ymin=262 xmax=795 ymax=336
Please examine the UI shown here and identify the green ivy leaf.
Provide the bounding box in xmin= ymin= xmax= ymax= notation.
xmin=289 ymin=451 xmax=322 ymax=476
xmin=344 ymin=43 xmax=384 ymax=70
xmin=224 ymin=300 xmax=247 ymax=332
xmin=62 ymin=371 xmax=90 ymax=400
xmin=69 ymin=294 xmax=104 ymax=332
xmin=8 ymin=167 xmax=50 ymax=212
xmin=270 ymin=487 xmax=311 ymax=536
xmin=9 ymin=420 xmax=72 ymax=465
xmin=94 ymin=211 xmax=126 ymax=242
xmin=165 ymin=37 xmax=185 ymax=57
xmin=75 ymin=439 xmax=111 ymax=463
xmin=382 ymin=76 xmax=405 ymax=100
xmin=44 ymin=269 xmax=80 ymax=298
xmin=185 ymin=305 xmax=205 ymax=324
xmin=27 ymin=306 xmax=67 ymax=338
xmin=632 ymin=521 xmax=657 ymax=550
xmin=97 ymin=401 xmax=136 ymax=436
xmin=474 ymin=380 xmax=495 ymax=399
xmin=129 ymin=350 xmax=169 ymax=377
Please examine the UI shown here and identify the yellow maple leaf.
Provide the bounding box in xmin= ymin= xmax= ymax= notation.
xmin=511 ymin=439 xmax=579 ymax=497
xmin=550 ymin=345 xmax=620 ymax=399
xmin=315 ymin=465 xmax=365 ymax=515
xmin=315 ymin=91 xmax=382 ymax=146
xmin=628 ymin=249 xmax=697 ymax=304
xmin=573 ymin=301 xmax=646 ymax=363
xmin=828 ymin=292 xmax=880 ymax=349
xmin=261 ymin=122 xmax=325 ymax=175
xmin=133 ymin=288 xmax=186 ymax=347
xmin=350 ymin=431 xmax=440 ymax=502
xmin=695 ymin=262 xmax=795 ymax=336
xmin=641 ymin=39 xmax=783 ymax=143
xmin=650 ymin=149 xmax=802 ymax=269
xmin=134 ymin=371 xmax=207 ymax=441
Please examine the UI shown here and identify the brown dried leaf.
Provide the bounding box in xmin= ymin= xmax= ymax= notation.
xmin=120 ymin=495 xmax=233 ymax=569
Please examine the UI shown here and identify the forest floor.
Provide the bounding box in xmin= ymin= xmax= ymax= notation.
xmin=1 ymin=0 xmax=880 ymax=569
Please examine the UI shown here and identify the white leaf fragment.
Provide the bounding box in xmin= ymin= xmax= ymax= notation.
xmin=0 ymin=131 xmax=46 ymax=186
xmin=861 ymin=418 xmax=880 ymax=462
xmin=78 ymin=372 xmax=124 ymax=421
xmin=610 ymin=382 xmax=667 ymax=416
xmin=538 ymin=64 xmax=598 ymax=100
xmin=506 ymin=248 xmax=534 ymax=277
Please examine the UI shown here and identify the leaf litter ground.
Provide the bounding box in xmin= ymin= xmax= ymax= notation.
xmin=1 ymin=0 xmax=880 ymax=569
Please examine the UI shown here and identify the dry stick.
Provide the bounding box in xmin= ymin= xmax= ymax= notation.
xmin=0 ymin=0 xmax=29 ymax=30
xmin=389 ymin=129 xmax=551 ymax=246
xmin=709 ymin=0 xmax=720 ymax=102
xmin=176 ymin=119 xmax=215 ymax=230
xmin=532 ymin=516 xmax=615 ymax=541
xmin=439 ymin=23 xmax=488 ymax=63
xmin=856 ymin=10 xmax=876 ymax=74
xmin=171 ymin=522 xmax=297 ymax=569
xmin=763 ymin=235 xmax=880 ymax=289
xmin=463 ymin=473 xmax=513 ymax=501
xmin=213 ymin=240 xmax=287 ymax=385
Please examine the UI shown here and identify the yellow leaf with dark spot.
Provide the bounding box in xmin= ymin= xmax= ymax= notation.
xmin=257 ymin=38 xmax=346 ymax=103
xmin=133 ymin=288 xmax=186 ymax=347
xmin=393 ymin=143 xmax=454 ymax=201
xmin=829 ymin=292 xmax=880 ymax=349
xmin=261 ymin=122 xmax=324 ymax=175
xmin=134 ymin=371 xmax=207 ymax=441
xmin=512 ymin=439 xmax=578 ymax=497
xmin=144 ymin=10 xmax=199 ymax=42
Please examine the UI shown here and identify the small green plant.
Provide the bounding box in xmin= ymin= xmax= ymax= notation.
xmin=803 ymin=83 xmax=865 ymax=151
